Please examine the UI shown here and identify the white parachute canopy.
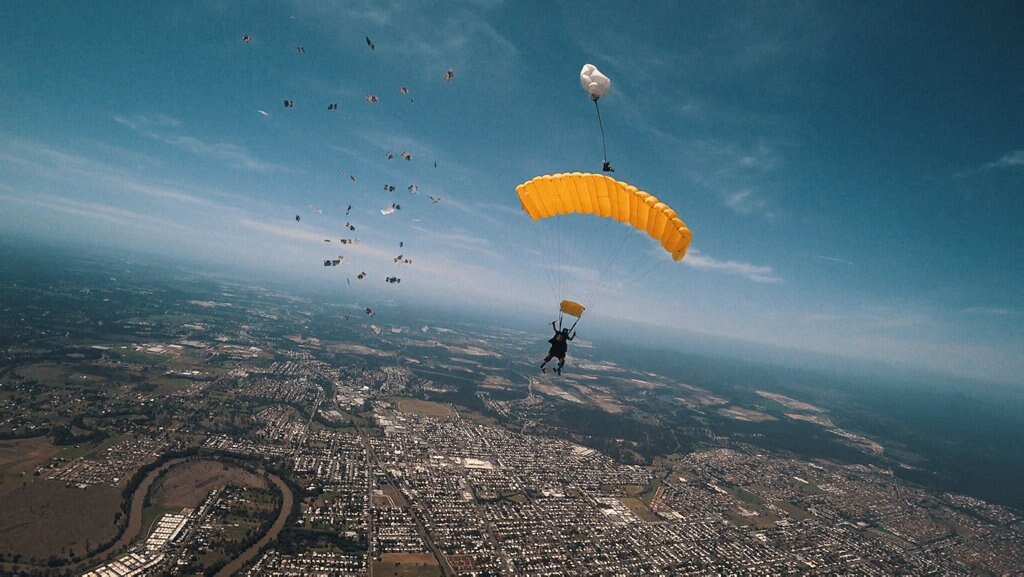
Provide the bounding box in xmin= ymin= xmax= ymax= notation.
xmin=580 ymin=63 xmax=611 ymax=101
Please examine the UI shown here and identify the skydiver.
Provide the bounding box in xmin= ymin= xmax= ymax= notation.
xmin=366 ymin=36 xmax=374 ymax=51
xmin=346 ymin=204 xmax=352 ymax=215
xmin=295 ymin=214 xmax=301 ymax=221
xmin=444 ymin=69 xmax=455 ymax=82
xmin=386 ymin=152 xmax=394 ymax=160
xmin=540 ymin=321 xmax=575 ymax=375
xmin=399 ymin=241 xmax=404 ymax=248
xmin=429 ymin=196 xmax=440 ymax=204
xmin=296 ymin=46 xmax=305 ymax=53
xmin=328 ymin=103 xmax=338 ymax=110
xmin=243 ymin=34 xmax=251 ymax=43
xmin=284 ymin=100 xmax=294 ymax=108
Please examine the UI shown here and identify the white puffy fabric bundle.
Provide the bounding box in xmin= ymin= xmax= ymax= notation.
xmin=580 ymin=63 xmax=611 ymax=100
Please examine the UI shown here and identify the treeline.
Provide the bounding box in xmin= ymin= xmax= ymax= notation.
xmin=50 ymin=424 xmax=107 ymax=446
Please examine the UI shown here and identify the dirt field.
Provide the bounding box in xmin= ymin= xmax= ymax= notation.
xmin=395 ymin=397 xmax=454 ymax=418
xmin=619 ymin=497 xmax=659 ymax=522
xmin=0 ymin=479 xmax=121 ymax=563
xmin=717 ymin=406 xmax=777 ymax=422
xmin=0 ymin=437 xmax=58 ymax=495
xmin=375 ymin=553 xmax=441 ymax=577
xmin=480 ymin=375 xmax=514 ymax=389
xmin=13 ymin=362 xmax=68 ymax=385
xmin=150 ymin=459 xmax=268 ymax=508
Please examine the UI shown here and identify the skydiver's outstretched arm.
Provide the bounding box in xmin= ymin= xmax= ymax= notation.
xmin=551 ymin=320 xmax=558 ymax=332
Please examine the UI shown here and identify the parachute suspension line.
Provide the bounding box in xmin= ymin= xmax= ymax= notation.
xmin=595 ymin=224 xmax=631 ymax=295
xmin=556 ymin=213 xmax=564 ymax=303
xmin=593 ymin=99 xmax=611 ymax=171
xmin=573 ymin=219 xmax=632 ymax=319
xmin=531 ymin=209 xmax=560 ymax=309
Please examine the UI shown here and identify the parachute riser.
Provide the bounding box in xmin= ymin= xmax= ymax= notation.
xmin=593 ymin=99 xmax=612 ymax=172
xmin=556 ymin=311 xmax=582 ymax=334
xmin=567 ymin=316 xmax=581 ymax=334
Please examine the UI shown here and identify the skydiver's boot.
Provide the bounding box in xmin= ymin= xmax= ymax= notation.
xmin=540 ymin=363 xmax=547 ymax=373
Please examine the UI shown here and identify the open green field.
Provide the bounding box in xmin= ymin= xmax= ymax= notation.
xmin=395 ymin=397 xmax=454 ymax=418
xmin=0 ymin=437 xmax=57 ymax=495
xmin=374 ymin=553 xmax=441 ymax=577
xmin=0 ymin=479 xmax=121 ymax=565
xmin=726 ymin=507 xmax=779 ymax=529
xmin=619 ymin=497 xmax=660 ymax=522
xmin=777 ymin=501 xmax=813 ymax=521
xmin=150 ymin=459 xmax=268 ymax=508
xmin=13 ymin=362 xmax=69 ymax=385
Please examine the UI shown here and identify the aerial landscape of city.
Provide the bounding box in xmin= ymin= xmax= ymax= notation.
xmin=1 ymin=245 xmax=1021 ymax=576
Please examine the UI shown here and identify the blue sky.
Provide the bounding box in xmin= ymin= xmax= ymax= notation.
xmin=1 ymin=1 xmax=1022 ymax=384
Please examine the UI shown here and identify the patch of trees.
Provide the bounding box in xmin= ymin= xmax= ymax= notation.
xmin=50 ymin=424 xmax=107 ymax=446
xmin=0 ymin=427 xmax=52 ymax=440
xmin=275 ymin=526 xmax=366 ymax=556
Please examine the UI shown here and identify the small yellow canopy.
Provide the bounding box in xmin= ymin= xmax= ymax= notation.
xmin=560 ymin=300 xmax=586 ymax=318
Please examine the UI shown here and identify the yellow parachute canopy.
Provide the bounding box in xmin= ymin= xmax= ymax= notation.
xmin=516 ymin=173 xmax=692 ymax=261
xmin=560 ymin=300 xmax=586 ymax=318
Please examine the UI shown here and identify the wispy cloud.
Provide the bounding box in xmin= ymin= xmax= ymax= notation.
xmin=962 ymin=306 xmax=1020 ymax=317
xmin=800 ymin=313 xmax=846 ymax=323
xmin=658 ymin=137 xmax=786 ymax=218
xmin=683 ymin=249 xmax=782 ymax=283
xmin=0 ymin=136 xmax=220 ymax=208
xmin=114 ymin=115 xmax=283 ymax=172
xmin=238 ymin=218 xmax=398 ymax=262
xmin=111 ymin=114 xmax=181 ymax=130
xmin=723 ymin=188 xmax=767 ymax=215
xmin=815 ymin=255 xmax=855 ymax=266
xmin=306 ymin=1 xmax=519 ymax=81
xmin=0 ymin=190 xmax=193 ymax=233
xmin=405 ymin=223 xmax=502 ymax=261
xmin=983 ymin=149 xmax=1024 ymax=170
